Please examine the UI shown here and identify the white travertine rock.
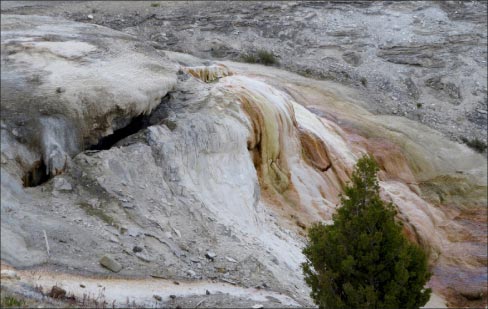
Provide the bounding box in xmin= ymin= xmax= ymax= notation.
xmin=1 ymin=14 xmax=177 ymax=176
xmin=183 ymin=64 xmax=232 ymax=83
xmin=0 ymin=14 xmax=485 ymax=307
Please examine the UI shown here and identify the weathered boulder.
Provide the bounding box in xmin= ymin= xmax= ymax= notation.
xmin=99 ymin=255 xmax=122 ymax=273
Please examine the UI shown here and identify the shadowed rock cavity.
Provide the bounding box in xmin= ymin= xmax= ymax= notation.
xmin=89 ymin=94 xmax=172 ymax=151
xmin=22 ymin=160 xmax=49 ymax=187
xmin=21 ymin=93 xmax=172 ymax=187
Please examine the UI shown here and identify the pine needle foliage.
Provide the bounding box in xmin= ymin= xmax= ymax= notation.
xmin=302 ymin=155 xmax=431 ymax=309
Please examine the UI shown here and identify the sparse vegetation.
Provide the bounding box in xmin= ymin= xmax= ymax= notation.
xmin=241 ymin=53 xmax=258 ymax=63
xmin=240 ymin=49 xmax=279 ymax=66
xmin=1 ymin=295 xmax=25 ymax=308
xmin=257 ymin=50 xmax=278 ymax=65
xmin=461 ymin=137 xmax=487 ymax=153
xmin=302 ymin=155 xmax=432 ymax=309
xmin=416 ymin=103 xmax=423 ymax=108
xmin=150 ymin=2 xmax=160 ymax=7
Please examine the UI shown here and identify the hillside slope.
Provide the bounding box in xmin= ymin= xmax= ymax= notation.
xmin=1 ymin=13 xmax=486 ymax=308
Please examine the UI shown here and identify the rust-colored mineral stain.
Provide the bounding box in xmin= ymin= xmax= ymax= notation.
xmin=183 ymin=64 xmax=232 ymax=83
xmin=298 ymin=128 xmax=331 ymax=171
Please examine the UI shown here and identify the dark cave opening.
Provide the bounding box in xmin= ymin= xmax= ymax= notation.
xmin=22 ymin=159 xmax=50 ymax=187
xmin=21 ymin=114 xmax=149 ymax=187
xmin=88 ymin=114 xmax=150 ymax=151
xmin=22 ymin=94 xmax=172 ymax=187
xmin=89 ymin=93 xmax=172 ymax=151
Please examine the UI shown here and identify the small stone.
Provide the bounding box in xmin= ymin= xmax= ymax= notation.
xmin=477 ymin=109 xmax=487 ymax=114
xmin=87 ymin=14 xmax=94 ymax=20
xmin=55 ymin=87 xmax=65 ymax=93
xmin=225 ymin=256 xmax=237 ymax=263
xmin=132 ymin=246 xmax=143 ymax=253
xmin=173 ymin=281 xmax=180 ymax=285
xmin=205 ymin=251 xmax=217 ymax=260
xmin=48 ymin=286 xmax=66 ymax=299
xmin=172 ymin=227 xmax=181 ymax=238
xmin=153 ymin=295 xmax=162 ymax=301
xmin=252 ymin=305 xmax=264 ymax=309
xmin=80 ymin=284 xmax=85 ymax=288
xmin=53 ymin=177 xmax=72 ymax=191
xmin=206 ymin=290 xmax=211 ymax=295
xmin=99 ymin=255 xmax=122 ymax=273
xmin=186 ymin=269 xmax=196 ymax=277
xmin=169 ymin=295 xmax=176 ymax=299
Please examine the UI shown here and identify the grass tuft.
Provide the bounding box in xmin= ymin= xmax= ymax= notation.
xmin=256 ymin=50 xmax=278 ymax=65
xmin=1 ymin=295 xmax=25 ymax=308
xmin=240 ymin=50 xmax=278 ymax=66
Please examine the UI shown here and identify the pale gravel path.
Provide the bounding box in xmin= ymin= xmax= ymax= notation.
xmin=1 ymin=265 xmax=447 ymax=308
xmin=1 ymin=266 xmax=301 ymax=308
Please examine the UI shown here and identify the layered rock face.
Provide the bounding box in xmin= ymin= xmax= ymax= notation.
xmin=3 ymin=1 xmax=486 ymax=143
xmin=1 ymin=15 xmax=486 ymax=308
